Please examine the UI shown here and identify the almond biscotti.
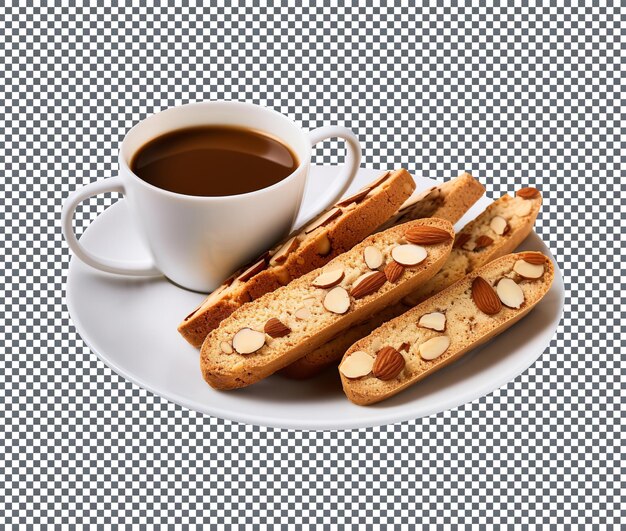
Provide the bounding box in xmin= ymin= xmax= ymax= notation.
xmin=200 ymin=218 xmax=455 ymax=390
xmin=179 ymin=169 xmax=416 ymax=347
xmin=377 ymin=171 xmax=485 ymax=231
xmin=340 ymin=252 xmax=554 ymax=405
xmin=281 ymin=187 xmax=542 ymax=379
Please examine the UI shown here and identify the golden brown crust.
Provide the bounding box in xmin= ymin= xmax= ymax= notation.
xmin=340 ymin=252 xmax=554 ymax=405
xmin=200 ymin=218 xmax=454 ymax=390
xmin=178 ymin=169 xmax=416 ymax=347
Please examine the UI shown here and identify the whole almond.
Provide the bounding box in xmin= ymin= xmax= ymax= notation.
xmin=405 ymin=226 xmax=452 ymax=245
xmin=516 ymin=187 xmax=540 ymax=199
xmin=372 ymin=346 xmax=405 ymax=380
xmin=519 ymin=252 xmax=546 ymax=265
xmin=384 ymin=261 xmax=404 ymax=283
xmin=471 ymin=276 xmax=502 ymax=315
xmin=453 ymin=233 xmax=471 ymax=249
xmin=474 ymin=235 xmax=494 ymax=250
xmin=350 ymin=271 xmax=387 ymax=299
xmin=264 ymin=318 xmax=291 ymax=338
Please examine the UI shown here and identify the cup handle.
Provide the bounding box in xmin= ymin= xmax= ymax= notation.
xmin=300 ymin=126 xmax=362 ymax=224
xmin=61 ymin=177 xmax=161 ymax=276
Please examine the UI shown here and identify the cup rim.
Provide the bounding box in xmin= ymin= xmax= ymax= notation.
xmin=119 ymin=100 xmax=311 ymax=201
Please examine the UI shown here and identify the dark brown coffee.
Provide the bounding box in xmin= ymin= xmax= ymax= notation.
xmin=130 ymin=125 xmax=299 ymax=196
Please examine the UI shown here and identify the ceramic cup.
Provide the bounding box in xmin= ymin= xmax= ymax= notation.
xmin=62 ymin=101 xmax=361 ymax=292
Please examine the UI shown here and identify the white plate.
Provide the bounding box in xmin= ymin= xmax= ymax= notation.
xmin=66 ymin=167 xmax=564 ymax=430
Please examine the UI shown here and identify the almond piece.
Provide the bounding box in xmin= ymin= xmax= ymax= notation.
xmin=372 ymin=346 xmax=406 ymax=380
xmin=419 ymin=336 xmax=450 ymax=361
xmin=295 ymin=307 xmax=311 ymax=320
xmin=237 ymin=258 xmax=267 ymax=282
xmin=391 ymin=244 xmax=427 ymax=266
xmin=350 ymin=271 xmax=387 ymax=299
xmin=269 ymin=236 xmax=299 ymax=266
xmin=453 ymin=233 xmax=471 ymax=249
xmin=220 ymin=341 xmax=233 ymax=354
xmin=323 ymin=286 xmax=350 ymax=314
xmin=514 ymin=200 xmax=533 ymax=217
xmin=471 ymin=276 xmax=502 ymax=315
xmin=513 ymin=259 xmax=544 ymax=279
xmin=405 ymin=226 xmax=452 ymax=245
xmin=519 ymin=252 xmax=546 ymax=265
xmin=497 ymin=278 xmax=525 ymax=308
xmin=418 ymin=312 xmax=446 ymax=331
xmin=365 ymin=170 xmax=391 ymax=190
xmin=363 ymin=246 xmax=383 ymax=269
xmin=312 ymin=267 xmax=345 ymax=289
xmin=339 ymin=351 xmax=375 ymax=379
xmin=490 ymin=216 xmax=509 ymax=236
xmin=315 ymin=234 xmax=332 ymax=256
xmin=474 ymin=235 xmax=494 ymax=250
xmin=336 ymin=189 xmax=370 ymax=207
xmin=232 ymin=328 xmax=266 ymax=354
xmin=304 ymin=207 xmax=342 ymax=234
xmin=264 ymin=318 xmax=291 ymax=338
xmin=384 ymin=260 xmax=404 ymax=283
xmin=399 ymin=342 xmax=410 ymax=352
xmin=516 ymin=187 xmax=540 ymax=199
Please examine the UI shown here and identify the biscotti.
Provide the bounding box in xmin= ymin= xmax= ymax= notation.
xmin=200 ymin=218 xmax=455 ymax=390
xmin=340 ymin=251 xmax=554 ymax=405
xmin=377 ymin=172 xmax=485 ymax=231
xmin=403 ymin=187 xmax=542 ymax=305
xmin=281 ymin=187 xmax=542 ymax=379
xmin=179 ymin=169 xmax=416 ymax=347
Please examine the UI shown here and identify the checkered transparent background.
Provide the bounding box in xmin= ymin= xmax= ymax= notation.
xmin=1 ymin=3 xmax=623 ymax=527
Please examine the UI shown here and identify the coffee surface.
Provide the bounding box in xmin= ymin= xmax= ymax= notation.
xmin=131 ymin=126 xmax=299 ymax=196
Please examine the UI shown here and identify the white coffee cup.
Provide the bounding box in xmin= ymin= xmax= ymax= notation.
xmin=62 ymin=101 xmax=361 ymax=292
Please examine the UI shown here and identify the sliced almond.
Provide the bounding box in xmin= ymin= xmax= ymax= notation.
xmin=295 ymin=306 xmax=312 ymax=320
xmin=391 ymin=244 xmax=427 ymax=266
xmin=312 ymin=267 xmax=345 ymax=289
xmin=336 ymin=188 xmax=370 ymax=207
xmin=474 ymin=235 xmax=494 ymax=250
xmin=516 ymin=187 xmax=540 ymax=199
xmin=372 ymin=346 xmax=405 ymax=380
xmin=399 ymin=186 xmax=439 ymax=212
xmin=405 ymin=226 xmax=452 ymax=245
xmin=264 ymin=318 xmax=291 ymax=338
xmin=363 ymin=246 xmax=383 ymax=270
xmin=220 ymin=341 xmax=233 ymax=354
xmin=496 ymin=278 xmax=525 ymax=309
xmin=350 ymin=271 xmax=387 ymax=299
xmin=384 ymin=260 xmax=404 ymax=283
xmin=419 ymin=336 xmax=450 ymax=361
xmin=269 ymin=236 xmax=299 ymax=266
xmin=339 ymin=351 xmax=375 ymax=379
xmin=453 ymin=233 xmax=471 ymax=249
xmin=304 ymin=207 xmax=342 ymax=234
xmin=418 ymin=312 xmax=446 ymax=331
xmin=232 ymin=328 xmax=266 ymax=354
xmin=490 ymin=216 xmax=509 ymax=236
xmin=237 ymin=258 xmax=267 ymax=282
xmin=519 ymin=252 xmax=546 ymax=265
xmin=302 ymin=297 xmax=316 ymax=307
xmin=471 ymin=276 xmax=502 ymax=315
xmin=399 ymin=342 xmax=410 ymax=353
xmin=514 ymin=199 xmax=533 ymax=217
xmin=365 ymin=170 xmax=391 ymax=190
xmin=513 ymin=259 xmax=544 ymax=279
xmin=323 ymin=286 xmax=350 ymax=314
